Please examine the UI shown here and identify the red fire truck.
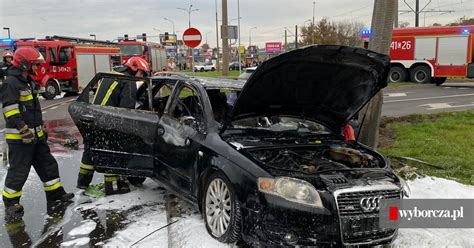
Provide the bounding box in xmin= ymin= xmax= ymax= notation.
xmin=361 ymin=25 xmax=474 ymax=85
xmin=16 ymin=39 xmax=121 ymax=99
xmin=118 ymin=40 xmax=167 ymax=73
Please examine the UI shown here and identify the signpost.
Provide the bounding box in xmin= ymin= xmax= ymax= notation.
xmin=183 ymin=28 xmax=202 ymax=73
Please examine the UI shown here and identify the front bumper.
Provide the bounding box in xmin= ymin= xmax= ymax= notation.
xmin=240 ymin=185 xmax=400 ymax=247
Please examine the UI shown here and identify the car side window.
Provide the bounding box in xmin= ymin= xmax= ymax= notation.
xmin=49 ymin=47 xmax=57 ymax=64
xmin=36 ymin=46 xmax=47 ymax=61
xmin=170 ymin=86 xmax=204 ymax=127
xmin=59 ymin=46 xmax=72 ymax=65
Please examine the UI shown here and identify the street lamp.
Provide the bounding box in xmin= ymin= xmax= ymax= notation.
xmin=3 ymin=27 xmax=11 ymax=39
xmin=205 ymin=31 xmax=212 ymax=44
xmin=164 ymin=17 xmax=175 ymax=34
xmin=90 ymin=34 xmax=96 ymax=40
xmin=177 ymin=4 xmax=200 ymax=28
xmin=249 ymin=27 xmax=257 ymax=47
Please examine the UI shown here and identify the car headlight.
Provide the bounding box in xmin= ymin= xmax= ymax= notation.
xmin=258 ymin=177 xmax=323 ymax=208
xmin=398 ymin=176 xmax=411 ymax=198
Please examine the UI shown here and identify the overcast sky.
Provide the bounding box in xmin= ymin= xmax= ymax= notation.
xmin=1 ymin=0 xmax=472 ymax=47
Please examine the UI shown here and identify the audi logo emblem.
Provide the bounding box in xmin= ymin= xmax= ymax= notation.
xmin=360 ymin=196 xmax=384 ymax=212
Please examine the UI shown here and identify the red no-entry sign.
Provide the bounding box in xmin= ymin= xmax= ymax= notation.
xmin=183 ymin=28 xmax=202 ymax=48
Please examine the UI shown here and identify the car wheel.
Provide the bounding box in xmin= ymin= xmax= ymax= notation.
xmin=432 ymin=77 xmax=447 ymax=86
xmin=203 ymin=171 xmax=241 ymax=243
xmin=200 ymin=68 xmax=205 ymax=72
xmin=127 ymin=176 xmax=146 ymax=186
xmin=388 ymin=66 xmax=407 ymax=83
xmin=43 ymin=80 xmax=60 ymax=100
xmin=410 ymin=65 xmax=431 ymax=84
xmin=211 ymin=67 xmax=215 ymax=71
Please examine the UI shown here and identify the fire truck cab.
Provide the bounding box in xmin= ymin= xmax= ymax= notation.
xmin=362 ymin=25 xmax=474 ymax=85
xmin=16 ymin=39 xmax=121 ymax=99
xmin=118 ymin=40 xmax=167 ymax=73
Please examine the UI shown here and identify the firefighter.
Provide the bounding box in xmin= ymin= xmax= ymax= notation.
xmin=1 ymin=50 xmax=14 ymax=80
xmin=77 ymin=56 xmax=150 ymax=195
xmin=1 ymin=47 xmax=74 ymax=222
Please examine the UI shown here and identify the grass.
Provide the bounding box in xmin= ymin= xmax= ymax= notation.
xmin=385 ymin=81 xmax=419 ymax=89
xmin=379 ymin=111 xmax=474 ymax=185
xmin=184 ymin=70 xmax=241 ymax=78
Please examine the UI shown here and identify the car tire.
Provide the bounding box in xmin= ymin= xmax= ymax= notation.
xmin=410 ymin=65 xmax=431 ymax=84
xmin=43 ymin=80 xmax=59 ymax=100
xmin=127 ymin=176 xmax=146 ymax=186
xmin=211 ymin=67 xmax=215 ymax=71
xmin=202 ymin=171 xmax=241 ymax=243
xmin=432 ymin=77 xmax=447 ymax=86
xmin=388 ymin=66 xmax=407 ymax=83
xmin=200 ymin=68 xmax=205 ymax=72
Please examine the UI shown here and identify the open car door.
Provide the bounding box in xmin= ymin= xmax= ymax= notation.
xmin=69 ymin=73 xmax=160 ymax=177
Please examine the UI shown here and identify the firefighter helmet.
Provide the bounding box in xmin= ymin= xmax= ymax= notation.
xmin=2 ymin=50 xmax=14 ymax=58
xmin=124 ymin=57 xmax=150 ymax=76
xmin=12 ymin=47 xmax=45 ymax=71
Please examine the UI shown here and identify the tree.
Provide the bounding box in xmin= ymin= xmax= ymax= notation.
xmin=358 ymin=0 xmax=396 ymax=148
xmin=299 ymin=18 xmax=364 ymax=46
xmin=447 ymin=16 xmax=474 ymax=26
xmin=201 ymin=43 xmax=210 ymax=53
xmin=432 ymin=23 xmax=442 ymax=26
xmin=399 ymin=21 xmax=410 ymax=28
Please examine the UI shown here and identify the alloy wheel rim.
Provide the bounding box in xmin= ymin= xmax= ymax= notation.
xmin=416 ymin=71 xmax=426 ymax=82
xmin=205 ymin=178 xmax=231 ymax=237
xmin=391 ymin=72 xmax=400 ymax=81
xmin=47 ymin=85 xmax=56 ymax=94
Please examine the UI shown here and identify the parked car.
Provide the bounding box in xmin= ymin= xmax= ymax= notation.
xmin=194 ymin=62 xmax=216 ymax=72
xmin=229 ymin=61 xmax=245 ymax=71
xmin=237 ymin=66 xmax=257 ymax=80
xmin=69 ymin=45 xmax=404 ymax=247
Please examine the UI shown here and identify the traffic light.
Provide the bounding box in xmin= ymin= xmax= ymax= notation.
xmin=124 ymin=34 xmax=129 ymax=41
xmin=165 ymin=32 xmax=169 ymax=41
xmin=142 ymin=33 xmax=147 ymax=41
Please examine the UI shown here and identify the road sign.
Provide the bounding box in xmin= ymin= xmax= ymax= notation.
xmin=183 ymin=28 xmax=202 ymax=48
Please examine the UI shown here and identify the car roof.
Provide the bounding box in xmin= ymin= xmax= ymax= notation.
xmin=151 ymin=73 xmax=245 ymax=90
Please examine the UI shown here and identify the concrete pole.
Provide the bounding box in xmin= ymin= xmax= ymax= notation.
xmin=215 ymin=0 xmax=220 ymax=71
xmin=295 ymin=25 xmax=298 ymax=49
xmin=237 ymin=0 xmax=242 ymax=73
xmin=415 ymin=0 xmax=420 ymax=27
xmin=284 ymin=29 xmax=287 ymax=51
xmin=222 ymin=0 xmax=229 ymax=76
xmin=358 ymin=0 xmax=396 ymax=148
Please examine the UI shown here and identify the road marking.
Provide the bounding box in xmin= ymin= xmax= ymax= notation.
xmin=384 ymin=93 xmax=474 ymax=103
xmin=50 ymin=106 xmax=58 ymax=110
xmin=444 ymin=87 xmax=452 ymax=89
xmin=458 ymin=88 xmax=470 ymax=90
xmin=419 ymin=102 xmax=474 ymax=110
xmin=42 ymin=111 xmax=47 ymax=114
xmin=384 ymin=93 xmax=407 ymax=97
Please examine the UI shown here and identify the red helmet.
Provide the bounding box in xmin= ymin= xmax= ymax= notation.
xmin=2 ymin=50 xmax=14 ymax=58
xmin=124 ymin=57 xmax=150 ymax=75
xmin=12 ymin=47 xmax=45 ymax=71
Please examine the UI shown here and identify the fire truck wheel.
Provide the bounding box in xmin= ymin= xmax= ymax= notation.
xmin=410 ymin=66 xmax=431 ymax=84
xmin=432 ymin=77 xmax=447 ymax=86
xmin=127 ymin=176 xmax=146 ymax=186
xmin=388 ymin=66 xmax=407 ymax=83
xmin=43 ymin=80 xmax=59 ymax=100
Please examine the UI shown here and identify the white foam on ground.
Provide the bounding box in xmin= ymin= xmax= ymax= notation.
xmin=169 ymin=215 xmax=232 ymax=248
xmin=60 ymin=237 xmax=90 ymax=247
xmin=67 ymin=220 xmax=97 ymax=236
xmin=75 ymin=181 xmax=164 ymax=211
xmin=394 ymin=176 xmax=474 ymax=247
xmin=105 ymin=206 xmax=168 ymax=247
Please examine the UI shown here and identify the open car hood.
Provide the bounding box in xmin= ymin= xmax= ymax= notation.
xmin=226 ymin=45 xmax=390 ymax=131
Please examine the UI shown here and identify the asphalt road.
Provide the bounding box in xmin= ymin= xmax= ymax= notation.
xmin=382 ymin=82 xmax=474 ymax=117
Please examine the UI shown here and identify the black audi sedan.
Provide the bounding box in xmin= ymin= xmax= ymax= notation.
xmin=69 ymin=45 xmax=404 ymax=247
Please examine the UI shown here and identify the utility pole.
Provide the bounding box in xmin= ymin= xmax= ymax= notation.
xmin=358 ymin=0 xmax=396 ymax=148
xmin=284 ymin=29 xmax=287 ymax=51
xmin=312 ymin=1 xmax=316 ymax=45
xmin=402 ymin=0 xmax=455 ymax=27
xmin=237 ymin=0 xmax=242 ymax=73
xmin=295 ymin=25 xmax=298 ymax=49
xmin=222 ymin=0 xmax=229 ymax=76
xmin=215 ymin=0 xmax=220 ymax=71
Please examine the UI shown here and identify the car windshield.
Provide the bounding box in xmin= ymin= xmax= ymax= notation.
xmin=118 ymin=44 xmax=142 ymax=56
xmin=231 ymin=116 xmax=330 ymax=134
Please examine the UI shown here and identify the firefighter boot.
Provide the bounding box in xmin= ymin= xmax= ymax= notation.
xmin=46 ymin=186 xmax=75 ymax=208
xmin=104 ymin=175 xmax=130 ymax=196
xmin=77 ymin=173 xmax=94 ymax=190
xmin=4 ymin=204 xmax=24 ymax=224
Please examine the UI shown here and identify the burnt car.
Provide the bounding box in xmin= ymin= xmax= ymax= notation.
xmin=69 ymin=45 xmax=405 ymax=247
